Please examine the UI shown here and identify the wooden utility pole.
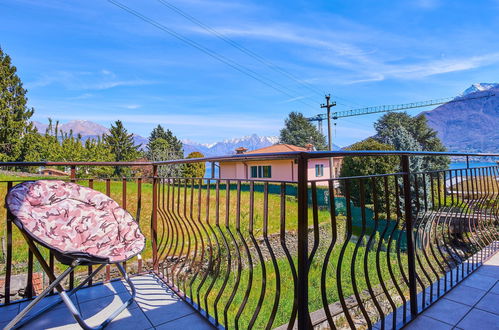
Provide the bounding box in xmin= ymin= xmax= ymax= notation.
xmin=320 ymin=94 xmax=336 ymax=179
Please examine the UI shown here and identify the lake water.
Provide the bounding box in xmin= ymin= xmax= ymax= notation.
xmin=449 ymin=161 xmax=497 ymax=170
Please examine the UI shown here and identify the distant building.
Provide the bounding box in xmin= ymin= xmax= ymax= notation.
xmin=39 ymin=168 xmax=69 ymax=177
xmin=218 ymin=144 xmax=342 ymax=185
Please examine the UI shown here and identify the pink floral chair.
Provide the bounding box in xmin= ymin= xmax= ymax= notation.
xmin=4 ymin=180 xmax=145 ymax=330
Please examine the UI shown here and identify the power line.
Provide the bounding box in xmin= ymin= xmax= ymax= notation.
xmin=155 ymin=0 xmax=366 ymax=109
xmin=107 ymin=0 xmax=319 ymax=109
xmin=155 ymin=0 xmax=327 ymax=99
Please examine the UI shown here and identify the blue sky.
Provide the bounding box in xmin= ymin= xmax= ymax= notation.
xmin=1 ymin=0 xmax=499 ymax=146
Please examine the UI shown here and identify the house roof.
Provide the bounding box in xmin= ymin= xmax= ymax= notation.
xmin=40 ymin=169 xmax=69 ymax=176
xmin=244 ymin=144 xmax=307 ymax=154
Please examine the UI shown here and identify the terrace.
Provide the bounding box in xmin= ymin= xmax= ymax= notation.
xmin=0 ymin=150 xmax=498 ymax=329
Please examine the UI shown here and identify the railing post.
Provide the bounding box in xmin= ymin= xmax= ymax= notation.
xmin=70 ymin=165 xmax=76 ymax=181
xmin=152 ymin=165 xmax=159 ymax=272
xmin=4 ymin=181 xmax=13 ymax=304
xmin=401 ymin=155 xmax=418 ymax=318
xmin=297 ymin=153 xmax=312 ymax=329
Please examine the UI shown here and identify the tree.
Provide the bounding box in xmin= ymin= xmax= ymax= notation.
xmin=148 ymin=125 xmax=183 ymax=159
xmin=0 ymin=48 xmax=35 ymax=162
xmin=147 ymin=125 xmax=184 ymax=177
xmin=279 ymin=112 xmax=326 ymax=150
xmin=104 ymin=120 xmax=140 ymax=176
xmin=339 ymin=138 xmax=399 ymax=211
xmin=374 ymin=112 xmax=449 ymax=170
xmin=182 ymin=152 xmax=206 ymax=178
xmin=82 ymin=137 xmax=114 ymax=177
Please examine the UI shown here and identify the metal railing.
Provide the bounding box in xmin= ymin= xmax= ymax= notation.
xmin=1 ymin=151 xmax=498 ymax=330
xmin=0 ymin=161 xmax=153 ymax=305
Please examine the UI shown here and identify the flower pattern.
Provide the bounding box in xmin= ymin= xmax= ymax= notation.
xmin=6 ymin=180 xmax=145 ymax=263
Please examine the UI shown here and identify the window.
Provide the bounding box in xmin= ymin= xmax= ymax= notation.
xmin=251 ymin=166 xmax=258 ymax=178
xmin=315 ymin=164 xmax=324 ymax=177
xmin=263 ymin=166 xmax=271 ymax=178
xmin=250 ymin=165 xmax=272 ymax=178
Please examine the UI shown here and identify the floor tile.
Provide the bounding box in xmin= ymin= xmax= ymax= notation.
xmin=457 ymin=308 xmax=499 ymax=330
xmin=485 ymin=254 xmax=499 ymax=266
xmin=79 ymin=290 xmax=138 ymax=320
xmin=82 ymin=302 xmax=152 ymax=330
xmin=475 ymin=292 xmax=499 ymax=315
xmin=76 ymin=280 xmax=127 ymax=304
xmin=155 ymin=312 xmax=215 ymax=330
xmin=127 ymin=275 xmax=196 ymax=326
xmin=443 ymin=284 xmax=487 ymax=306
xmin=134 ymin=289 xmax=195 ymax=326
xmin=16 ymin=302 xmax=80 ymax=329
xmin=422 ymin=298 xmax=471 ymax=325
xmin=490 ymin=281 xmax=499 ymax=295
xmin=476 ymin=264 xmax=499 ymax=278
xmin=460 ymin=273 xmax=497 ymax=291
xmin=18 ymin=293 xmax=79 ymax=315
xmin=404 ymin=315 xmax=453 ymax=330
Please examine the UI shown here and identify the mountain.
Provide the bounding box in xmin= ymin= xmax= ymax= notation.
xmin=423 ymin=84 xmax=499 ymax=153
xmin=461 ymin=83 xmax=499 ymax=96
xmin=184 ymin=134 xmax=342 ymax=157
xmin=33 ymin=120 xmax=108 ymax=137
xmin=183 ymin=134 xmax=280 ymax=157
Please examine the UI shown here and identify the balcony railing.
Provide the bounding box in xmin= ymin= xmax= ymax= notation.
xmin=0 ymin=151 xmax=498 ymax=329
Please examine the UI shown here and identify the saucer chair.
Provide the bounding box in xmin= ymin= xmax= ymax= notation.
xmin=4 ymin=180 xmax=145 ymax=330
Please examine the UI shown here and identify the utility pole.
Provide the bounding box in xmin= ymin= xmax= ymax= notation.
xmin=320 ymin=94 xmax=336 ymax=179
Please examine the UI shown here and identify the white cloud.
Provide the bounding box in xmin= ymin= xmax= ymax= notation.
xmin=124 ymin=104 xmax=142 ymax=109
xmin=27 ymin=70 xmax=155 ymax=91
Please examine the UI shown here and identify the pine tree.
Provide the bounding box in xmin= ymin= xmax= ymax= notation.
xmin=148 ymin=125 xmax=184 ymax=159
xmin=279 ymin=112 xmax=326 ymax=150
xmin=104 ymin=120 xmax=140 ymax=176
xmin=0 ymin=48 xmax=35 ymax=161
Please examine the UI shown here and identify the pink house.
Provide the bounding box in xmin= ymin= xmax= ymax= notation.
xmin=218 ymin=144 xmax=343 ymax=184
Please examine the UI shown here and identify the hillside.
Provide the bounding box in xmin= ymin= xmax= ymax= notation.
xmin=423 ymin=84 xmax=499 ymax=153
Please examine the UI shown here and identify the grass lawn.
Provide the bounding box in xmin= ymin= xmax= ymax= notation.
xmin=1 ymin=175 xmax=416 ymax=329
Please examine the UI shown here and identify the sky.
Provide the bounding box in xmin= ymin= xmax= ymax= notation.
xmin=1 ymin=0 xmax=499 ymax=146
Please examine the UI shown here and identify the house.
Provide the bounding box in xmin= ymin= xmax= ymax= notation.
xmin=39 ymin=168 xmax=69 ymax=177
xmin=218 ymin=144 xmax=343 ymax=184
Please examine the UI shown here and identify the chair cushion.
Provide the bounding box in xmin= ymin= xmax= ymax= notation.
xmin=6 ymin=180 xmax=145 ymax=264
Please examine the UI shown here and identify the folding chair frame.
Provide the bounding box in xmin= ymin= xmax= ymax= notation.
xmin=5 ymin=231 xmax=137 ymax=330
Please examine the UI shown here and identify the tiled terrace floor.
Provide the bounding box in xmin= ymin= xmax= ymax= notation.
xmin=0 ymin=274 xmax=214 ymax=329
xmin=405 ymin=251 xmax=499 ymax=330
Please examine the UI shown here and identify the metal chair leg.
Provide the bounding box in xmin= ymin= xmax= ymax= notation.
xmin=66 ymin=263 xmax=137 ymax=330
xmin=5 ymin=234 xmax=136 ymax=330
xmin=6 ymin=263 xmax=107 ymax=330
xmin=5 ymin=263 xmax=78 ymax=330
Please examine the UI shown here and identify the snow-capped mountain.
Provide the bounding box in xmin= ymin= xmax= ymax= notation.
xmin=461 ymin=83 xmax=499 ymax=96
xmin=183 ymin=134 xmax=280 ymax=157
xmin=424 ymin=83 xmax=499 ymax=153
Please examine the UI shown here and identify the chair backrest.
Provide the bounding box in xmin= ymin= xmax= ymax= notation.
xmin=6 ymin=180 xmax=145 ymax=264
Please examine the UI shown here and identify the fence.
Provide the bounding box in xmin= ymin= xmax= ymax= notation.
xmin=1 ymin=151 xmax=498 ymax=329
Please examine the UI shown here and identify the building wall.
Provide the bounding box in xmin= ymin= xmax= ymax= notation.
xmin=219 ymin=157 xmax=343 ymax=184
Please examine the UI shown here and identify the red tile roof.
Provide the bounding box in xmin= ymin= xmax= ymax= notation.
xmin=244 ymin=144 xmax=307 ymax=154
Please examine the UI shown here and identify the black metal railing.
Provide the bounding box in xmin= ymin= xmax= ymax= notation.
xmin=1 ymin=151 xmax=498 ymax=330
xmin=152 ymin=151 xmax=499 ymax=329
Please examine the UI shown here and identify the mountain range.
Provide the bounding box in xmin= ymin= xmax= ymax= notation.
xmin=31 ymin=120 xmax=285 ymax=156
xmin=423 ymin=83 xmax=499 ymax=153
